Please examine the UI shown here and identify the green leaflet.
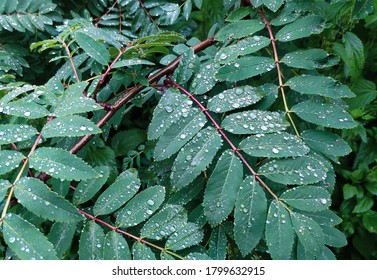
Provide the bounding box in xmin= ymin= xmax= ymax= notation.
xmin=234 ymin=176 xmax=267 ymax=256
xmin=0 ymin=150 xmax=24 ymax=176
xmin=225 ymin=6 xmax=253 ymax=22
xmin=215 ymin=19 xmax=265 ymax=41
xmin=47 ymin=222 xmax=77 ymax=259
xmin=216 ymin=56 xmax=275 ymax=82
xmin=259 ymin=156 xmax=328 ymax=185
xmin=321 ymin=226 xmax=347 ymax=248
xmin=190 ymin=62 xmax=218 ymax=95
xmin=208 ymin=226 xmax=227 ymax=260
xmin=0 ymin=124 xmax=37 ymax=145
xmin=14 ymin=177 xmax=83 ymax=222
xmin=1 ymin=100 xmax=50 ymax=119
xmin=53 ymin=82 xmax=102 ymax=117
xmin=214 ymin=36 xmax=271 ymax=65
xmin=276 ymin=15 xmax=325 ymax=42
xmin=112 ymin=59 xmax=154 ymax=68
xmin=263 ymin=0 xmax=284 ymax=12
xmin=295 ymin=210 xmax=342 ymax=227
xmin=148 ymin=88 xmax=192 ymax=140
xmin=0 ymin=179 xmax=11 ymax=201
xmin=286 ymin=75 xmax=355 ymax=98
xmin=291 ymin=212 xmax=325 ymax=257
xmin=42 ymin=115 xmax=101 ymax=138
xmin=79 ymin=221 xmax=105 ymax=260
xmin=291 ymin=101 xmax=357 ymax=129
xmin=93 ymin=169 xmax=140 ymax=216
xmin=203 ymin=150 xmax=243 ymax=226
xmin=222 ymin=110 xmax=288 ymax=134
xmin=154 ymin=108 xmax=207 ymax=161
xmin=132 ymin=242 xmax=156 ymax=260
xmin=280 ymin=186 xmax=331 ymax=212
xmin=112 ymin=128 xmax=146 ymax=157
xmin=171 ymin=126 xmax=223 ymax=189
xmin=281 ymin=49 xmax=339 ymax=70
xmin=265 ymin=200 xmax=294 ymax=260
xmin=239 ymin=132 xmax=310 ymax=158
xmin=103 ymin=231 xmax=131 ymax=260
xmin=302 ymin=129 xmax=352 ymax=157
xmin=29 ymin=147 xmax=98 ymax=181
xmin=116 ymin=185 xmax=165 ymax=228
xmin=207 ymin=85 xmax=263 ymax=113
xmin=363 ymin=211 xmax=377 ymax=234
xmin=2 ymin=213 xmax=58 ymax=260
xmin=75 ymin=32 xmax=110 ymax=65
xmin=165 ymin=222 xmax=203 ymax=251
xmin=73 ymin=166 xmax=109 ymax=205
xmin=140 ymin=205 xmax=187 ymax=240
xmin=185 ymin=252 xmax=212 ymax=260
xmin=173 ymin=47 xmax=198 ymax=84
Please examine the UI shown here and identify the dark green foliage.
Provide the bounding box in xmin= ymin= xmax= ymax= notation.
xmin=0 ymin=0 xmax=374 ymax=260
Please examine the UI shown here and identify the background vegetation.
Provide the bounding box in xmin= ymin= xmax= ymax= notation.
xmin=0 ymin=0 xmax=376 ymax=260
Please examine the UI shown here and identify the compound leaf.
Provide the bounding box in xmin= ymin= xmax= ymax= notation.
xmin=234 ymin=176 xmax=267 ymax=256
xmin=203 ymin=150 xmax=243 ymax=226
xmin=2 ymin=213 xmax=58 ymax=260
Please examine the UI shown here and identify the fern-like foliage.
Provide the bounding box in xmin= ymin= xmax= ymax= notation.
xmin=1 ymin=0 xmax=373 ymax=260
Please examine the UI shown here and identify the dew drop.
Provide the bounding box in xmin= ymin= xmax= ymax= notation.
xmin=8 ymin=237 xmax=16 ymax=243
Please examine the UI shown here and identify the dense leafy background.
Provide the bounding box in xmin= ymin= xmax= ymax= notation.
xmin=0 ymin=0 xmax=376 ymax=260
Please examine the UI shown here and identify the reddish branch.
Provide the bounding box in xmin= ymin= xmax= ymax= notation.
xmin=69 ymin=36 xmax=215 ymax=154
xmin=94 ymin=0 xmax=119 ymax=27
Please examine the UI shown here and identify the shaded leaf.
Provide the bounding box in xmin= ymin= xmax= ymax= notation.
xmin=0 ymin=179 xmax=11 ymax=202
xmin=79 ymin=221 xmax=105 ymax=260
xmin=93 ymin=170 xmax=140 ymax=216
xmin=2 ymin=213 xmax=58 ymax=260
xmin=141 ymin=205 xmax=187 ymax=240
xmin=321 ymin=226 xmax=347 ymax=248
xmin=42 ymin=115 xmax=101 ymax=138
xmin=48 ymin=222 xmax=77 ymax=259
xmin=165 ymin=222 xmax=203 ymax=250
xmin=259 ymin=156 xmax=327 ymax=185
xmin=103 ymin=231 xmax=131 ymax=260
xmin=171 ymin=126 xmax=223 ymax=189
xmin=286 ymin=75 xmax=355 ymax=98
xmin=208 ymin=226 xmax=227 ymax=260
xmin=234 ymin=176 xmax=267 ymax=256
xmin=215 ymin=20 xmax=264 ymax=41
xmin=239 ymin=132 xmax=310 ymax=158
xmin=302 ymin=129 xmax=352 ymax=156
xmin=168 ymin=177 xmax=205 ymax=206
xmin=203 ymin=150 xmax=243 ymax=225
xmin=216 ymin=56 xmax=275 ymax=82
xmin=291 ymin=101 xmax=357 ymax=129
xmin=276 ymin=15 xmax=325 ymax=41
xmin=280 ymin=186 xmax=331 ymax=212
xmin=207 ymin=86 xmax=263 ymax=113
xmin=73 ymin=166 xmax=109 ymax=205
xmin=223 ymin=110 xmax=288 ymax=134
xmin=116 ymin=185 xmax=165 ymax=228
xmin=29 ymin=147 xmax=98 ymax=181
xmin=14 ymin=177 xmax=83 ymax=222
xmin=0 ymin=124 xmax=37 ymax=145
xmin=265 ymin=200 xmax=294 ymax=259
xmin=0 ymin=150 xmax=24 ymax=176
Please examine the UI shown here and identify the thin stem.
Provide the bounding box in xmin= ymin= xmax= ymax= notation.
xmin=0 ymin=117 xmax=54 ymax=221
xmin=77 ymin=209 xmax=184 ymax=259
xmin=94 ymin=0 xmax=119 ymax=27
xmin=165 ymin=78 xmax=280 ymax=202
xmin=70 ymin=36 xmax=215 ymax=155
xmin=61 ymin=40 xmax=80 ymax=83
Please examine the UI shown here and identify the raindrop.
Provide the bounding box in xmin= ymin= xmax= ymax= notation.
xmin=320 ymin=198 xmax=327 ymax=205
xmin=8 ymin=237 xmax=16 ymax=243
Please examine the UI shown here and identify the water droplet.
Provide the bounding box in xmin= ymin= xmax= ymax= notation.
xmin=147 ymin=199 xmax=155 ymax=206
xmin=8 ymin=237 xmax=16 ymax=243
xmin=24 ymin=112 xmax=31 ymax=117
xmin=320 ymin=198 xmax=327 ymax=205
xmin=272 ymin=148 xmax=279 ymax=154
